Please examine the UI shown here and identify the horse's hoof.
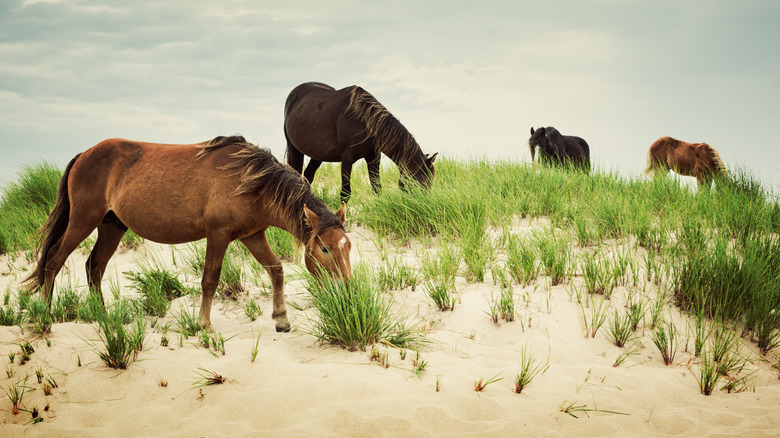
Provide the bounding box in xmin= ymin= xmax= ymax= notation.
xmin=275 ymin=323 xmax=291 ymax=333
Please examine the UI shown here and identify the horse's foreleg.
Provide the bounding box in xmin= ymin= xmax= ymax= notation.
xmin=239 ymin=232 xmax=289 ymax=332
xmin=200 ymin=233 xmax=230 ymax=329
xmin=85 ymin=221 xmax=126 ymax=304
xmin=340 ymin=155 xmax=355 ymax=203
xmin=303 ymin=159 xmax=322 ymax=183
xmin=366 ymin=151 xmax=382 ymax=194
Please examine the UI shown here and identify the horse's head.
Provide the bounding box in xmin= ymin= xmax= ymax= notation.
xmin=401 ymin=152 xmax=437 ymax=191
xmin=529 ymin=127 xmax=553 ymax=159
xmin=303 ymin=203 xmax=352 ymax=281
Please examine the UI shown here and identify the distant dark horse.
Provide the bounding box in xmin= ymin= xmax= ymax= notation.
xmin=284 ymin=82 xmax=437 ymax=202
xmin=646 ymin=136 xmax=727 ymax=188
xmin=25 ymin=136 xmax=351 ymax=332
xmin=528 ymin=127 xmax=590 ymax=171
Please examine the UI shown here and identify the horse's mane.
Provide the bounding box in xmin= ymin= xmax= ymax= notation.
xmin=196 ymin=136 xmax=341 ymax=243
xmin=344 ymin=86 xmax=424 ymax=170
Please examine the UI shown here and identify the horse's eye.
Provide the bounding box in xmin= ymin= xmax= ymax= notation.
xmin=321 ymin=245 xmax=330 ymax=254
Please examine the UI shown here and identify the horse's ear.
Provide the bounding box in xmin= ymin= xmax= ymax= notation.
xmin=335 ymin=202 xmax=347 ymax=223
xmin=427 ymin=153 xmax=438 ymax=165
xmin=530 ymin=127 xmax=535 ymax=135
xmin=303 ymin=204 xmax=320 ymax=228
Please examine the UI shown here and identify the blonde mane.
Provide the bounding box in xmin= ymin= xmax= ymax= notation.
xmin=343 ymin=86 xmax=425 ymax=171
xmin=197 ymin=136 xmax=340 ymax=243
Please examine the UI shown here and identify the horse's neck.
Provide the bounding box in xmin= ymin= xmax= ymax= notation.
xmin=379 ymin=138 xmax=424 ymax=173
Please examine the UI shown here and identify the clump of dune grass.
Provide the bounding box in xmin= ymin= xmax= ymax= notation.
xmin=504 ymin=233 xmax=539 ymax=286
xmin=191 ymin=366 xmax=227 ymax=389
xmin=2 ymin=377 xmax=33 ymax=415
xmin=421 ymin=244 xmax=460 ymax=311
xmin=535 ymin=229 xmax=571 ymax=286
xmin=377 ymin=255 xmax=419 ymax=291
xmin=613 ymin=341 xmax=642 ymax=367
xmin=51 ymin=285 xmax=81 ymax=323
xmin=91 ymin=309 xmax=146 ymax=369
xmin=265 ymin=227 xmax=297 ymax=261
xmin=579 ymin=295 xmax=609 ymax=338
xmin=24 ymin=297 xmax=53 ymax=335
xmin=606 ymin=308 xmax=635 ymax=348
xmin=181 ymin=242 xmax=245 ymax=299
xmin=514 ymin=345 xmax=549 ymax=394
xmin=354 ymin=183 xmax=453 ymax=241
xmin=77 ymin=291 xmax=107 ymax=322
xmin=558 ymin=400 xmax=629 ymax=418
xmin=125 ymin=256 xmax=189 ymax=317
xmin=487 ymin=271 xmax=517 ymax=324
xmin=198 ymin=329 xmax=232 ymax=356
xmin=119 ymin=231 xmax=144 ymax=251
xmin=581 ymin=251 xmax=617 ymax=299
xmin=0 ymin=161 xmax=61 ymax=254
xmin=673 ymin=231 xmax=780 ymax=355
xmin=243 ymin=299 xmax=263 ymax=321
xmin=174 ymin=306 xmax=202 ymax=338
xmin=250 ymin=328 xmax=261 ymax=362
xmin=650 ymin=320 xmax=678 ymax=366
xmin=305 ymin=264 xmax=424 ymax=351
xmin=695 ymin=350 xmax=722 ymax=396
xmin=474 ymin=373 xmax=502 ymax=392
xmin=454 ymin=198 xmax=493 ymax=281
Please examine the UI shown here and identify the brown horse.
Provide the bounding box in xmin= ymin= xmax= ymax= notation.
xmin=646 ymin=136 xmax=728 ymax=188
xmin=25 ymin=136 xmax=351 ymax=332
xmin=284 ymin=82 xmax=437 ymax=203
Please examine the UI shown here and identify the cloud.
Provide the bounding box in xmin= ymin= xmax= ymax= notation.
xmin=1 ymin=0 xmax=779 ymax=189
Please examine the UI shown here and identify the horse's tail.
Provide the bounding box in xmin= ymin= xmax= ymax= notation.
xmin=644 ymin=145 xmax=655 ymax=174
xmin=706 ymin=145 xmax=728 ymax=179
xmin=24 ymin=153 xmax=81 ymax=292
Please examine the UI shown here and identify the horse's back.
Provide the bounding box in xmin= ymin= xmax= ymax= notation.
xmin=562 ymin=135 xmax=590 ymax=169
xmin=284 ymin=82 xmax=337 ymax=117
xmin=70 ymin=139 xmax=246 ymax=243
xmin=284 ymin=83 xmax=358 ymax=161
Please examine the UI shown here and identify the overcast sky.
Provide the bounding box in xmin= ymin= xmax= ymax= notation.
xmin=1 ymin=0 xmax=779 ymax=192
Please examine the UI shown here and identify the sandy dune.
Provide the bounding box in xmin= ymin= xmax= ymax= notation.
xmin=1 ymin=220 xmax=779 ymax=437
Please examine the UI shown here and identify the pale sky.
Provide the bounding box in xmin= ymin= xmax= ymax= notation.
xmin=2 ymin=0 xmax=779 ymax=192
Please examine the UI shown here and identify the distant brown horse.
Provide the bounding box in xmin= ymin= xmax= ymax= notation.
xmin=646 ymin=136 xmax=727 ymax=188
xmin=284 ymin=82 xmax=437 ymax=203
xmin=25 ymin=136 xmax=351 ymax=332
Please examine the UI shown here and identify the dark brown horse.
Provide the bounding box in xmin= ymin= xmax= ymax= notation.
xmin=284 ymin=82 xmax=437 ymax=202
xmin=646 ymin=136 xmax=727 ymax=187
xmin=528 ymin=126 xmax=590 ymax=171
xmin=25 ymin=136 xmax=351 ymax=332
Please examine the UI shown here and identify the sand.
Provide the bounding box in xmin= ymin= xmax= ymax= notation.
xmin=1 ymin=220 xmax=780 ymax=437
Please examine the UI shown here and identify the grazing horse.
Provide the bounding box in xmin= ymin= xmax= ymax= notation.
xmin=284 ymin=82 xmax=437 ymax=202
xmin=25 ymin=135 xmax=351 ymax=332
xmin=528 ymin=126 xmax=591 ymax=171
xmin=645 ymin=136 xmax=727 ymax=188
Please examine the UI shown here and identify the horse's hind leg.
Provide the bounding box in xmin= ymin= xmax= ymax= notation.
xmin=41 ymin=213 xmax=105 ymax=306
xmin=286 ymin=142 xmax=305 ymax=174
xmin=239 ymin=232 xmax=289 ymax=332
xmin=303 ymin=159 xmax=322 ymax=183
xmin=85 ymin=218 xmax=127 ymax=304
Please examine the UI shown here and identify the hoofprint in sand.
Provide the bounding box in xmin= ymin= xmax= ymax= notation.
xmin=1 ymin=218 xmax=779 ymax=437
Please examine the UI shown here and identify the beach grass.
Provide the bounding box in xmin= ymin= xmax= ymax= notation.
xmin=2 ymin=156 xmax=780 ymax=372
